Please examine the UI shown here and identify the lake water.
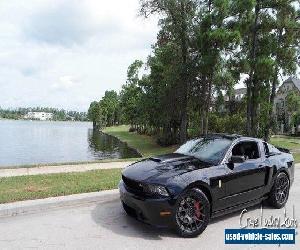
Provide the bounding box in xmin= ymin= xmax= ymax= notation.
xmin=0 ymin=120 xmax=141 ymax=167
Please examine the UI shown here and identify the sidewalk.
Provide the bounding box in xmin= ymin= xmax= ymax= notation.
xmin=0 ymin=161 xmax=134 ymax=178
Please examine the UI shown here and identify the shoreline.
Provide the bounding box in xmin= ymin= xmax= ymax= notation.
xmin=99 ymin=129 xmax=144 ymax=157
xmin=0 ymin=119 xmax=90 ymax=122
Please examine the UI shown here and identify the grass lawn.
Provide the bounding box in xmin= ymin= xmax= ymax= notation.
xmin=103 ymin=125 xmax=177 ymax=157
xmin=103 ymin=126 xmax=300 ymax=163
xmin=0 ymin=168 xmax=122 ymax=204
xmin=270 ymin=136 xmax=300 ymax=150
xmin=294 ymin=154 xmax=300 ymax=163
xmin=270 ymin=136 xmax=300 ymax=163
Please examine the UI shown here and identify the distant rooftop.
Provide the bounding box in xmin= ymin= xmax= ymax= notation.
xmin=234 ymin=88 xmax=246 ymax=95
xmin=285 ymin=77 xmax=300 ymax=91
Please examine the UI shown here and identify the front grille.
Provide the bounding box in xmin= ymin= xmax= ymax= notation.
xmin=122 ymin=175 xmax=143 ymax=193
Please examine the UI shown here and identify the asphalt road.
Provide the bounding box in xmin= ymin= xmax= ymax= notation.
xmin=0 ymin=171 xmax=299 ymax=250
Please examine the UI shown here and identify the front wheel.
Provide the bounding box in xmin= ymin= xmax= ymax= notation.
xmin=267 ymin=172 xmax=290 ymax=209
xmin=174 ymin=188 xmax=210 ymax=237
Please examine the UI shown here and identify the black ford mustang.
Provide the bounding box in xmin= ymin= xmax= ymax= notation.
xmin=119 ymin=134 xmax=294 ymax=237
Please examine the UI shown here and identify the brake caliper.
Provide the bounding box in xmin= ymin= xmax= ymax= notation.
xmin=194 ymin=201 xmax=201 ymax=218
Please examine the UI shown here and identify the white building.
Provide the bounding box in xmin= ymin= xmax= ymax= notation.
xmin=233 ymin=88 xmax=247 ymax=101
xmin=24 ymin=112 xmax=53 ymax=121
xmin=223 ymin=88 xmax=247 ymax=102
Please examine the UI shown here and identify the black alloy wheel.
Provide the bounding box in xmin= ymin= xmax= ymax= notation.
xmin=174 ymin=188 xmax=210 ymax=237
xmin=267 ymin=172 xmax=290 ymax=209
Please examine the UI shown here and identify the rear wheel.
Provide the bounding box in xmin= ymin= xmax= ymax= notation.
xmin=174 ymin=188 xmax=210 ymax=237
xmin=267 ymin=172 xmax=290 ymax=209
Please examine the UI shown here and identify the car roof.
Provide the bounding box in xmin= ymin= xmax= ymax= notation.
xmin=198 ymin=133 xmax=260 ymax=141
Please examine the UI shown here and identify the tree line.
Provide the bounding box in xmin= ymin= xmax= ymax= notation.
xmin=88 ymin=0 xmax=300 ymax=145
xmin=0 ymin=107 xmax=88 ymax=121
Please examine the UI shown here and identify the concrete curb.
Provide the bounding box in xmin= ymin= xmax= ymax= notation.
xmin=0 ymin=189 xmax=119 ymax=218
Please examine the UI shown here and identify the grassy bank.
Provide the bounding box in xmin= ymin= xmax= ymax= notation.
xmin=103 ymin=126 xmax=299 ymax=163
xmin=103 ymin=125 xmax=177 ymax=157
xmin=270 ymin=136 xmax=300 ymax=163
xmin=0 ymin=168 xmax=122 ymax=204
xmin=270 ymin=136 xmax=300 ymax=150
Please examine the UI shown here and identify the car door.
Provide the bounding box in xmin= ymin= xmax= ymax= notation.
xmin=221 ymin=140 xmax=268 ymax=208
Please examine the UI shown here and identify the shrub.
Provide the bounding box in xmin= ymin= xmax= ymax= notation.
xmin=208 ymin=113 xmax=246 ymax=135
xmin=128 ymin=127 xmax=136 ymax=132
xmin=156 ymin=130 xmax=177 ymax=146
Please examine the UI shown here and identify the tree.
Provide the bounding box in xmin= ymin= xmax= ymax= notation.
xmin=140 ymin=0 xmax=197 ymax=143
xmin=100 ymin=90 xmax=120 ymax=126
xmin=88 ymin=101 xmax=102 ymax=128
xmin=120 ymin=60 xmax=144 ymax=128
xmin=286 ymin=92 xmax=300 ymax=128
xmin=145 ymin=42 xmax=183 ymax=144
xmin=192 ymin=0 xmax=240 ymax=134
xmin=232 ymin=0 xmax=300 ymax=138
xmin=264 ymin=0 xmax=300 ymax=140
xmin=88 ymin=0 xmax=299 ymax=145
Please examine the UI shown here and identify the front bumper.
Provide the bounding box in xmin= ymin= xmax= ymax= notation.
xmin=119 ymin=180 xmax=175 ymax=228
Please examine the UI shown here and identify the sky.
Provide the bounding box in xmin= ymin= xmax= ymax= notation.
xmin=0 ymin=0 xmax=159 ymax=111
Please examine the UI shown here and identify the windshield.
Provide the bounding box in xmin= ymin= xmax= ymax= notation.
xmin=175 ymin=137 xmax=233 ymax=165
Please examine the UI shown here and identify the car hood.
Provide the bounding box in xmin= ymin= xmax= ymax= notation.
xmin=122 ymin=153 xmax=211 ymax=183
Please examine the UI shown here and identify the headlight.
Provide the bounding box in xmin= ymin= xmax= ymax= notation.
xmin=144 ymin=184 xmax=169 ymax=197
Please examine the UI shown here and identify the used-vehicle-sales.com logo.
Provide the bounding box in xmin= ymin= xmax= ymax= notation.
xmin=225 ymin=205 xmax=298 ymax=245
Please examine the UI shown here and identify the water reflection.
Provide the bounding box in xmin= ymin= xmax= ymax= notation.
xmin=88 ymin=129 xmax=141 ymax=159
xmin=0 ymin=120 xmax=141 ymax=167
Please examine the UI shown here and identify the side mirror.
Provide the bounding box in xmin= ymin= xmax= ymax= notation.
xmin=227 ymin=155 xmax=245 ymax=169
xmin=230 ymin=155 xmax=245 ymax=163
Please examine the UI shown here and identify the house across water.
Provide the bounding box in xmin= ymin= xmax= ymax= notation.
xmin=24 ymin=112 xmax=53 ymax=121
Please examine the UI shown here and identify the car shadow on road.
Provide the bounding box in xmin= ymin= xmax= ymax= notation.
xmin=209 ymin=203 xmax=261 ymax=225
xmin=209 ymin=201 xmax=280 ymax=226
xmin=91 ymin=199 xmax=276 ymax=240
xmin=91 ymin=198 xmax=178 ymax=240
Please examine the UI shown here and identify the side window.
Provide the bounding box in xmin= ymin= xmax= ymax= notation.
xmin=232 ymin=141 xmax=260 ymax=160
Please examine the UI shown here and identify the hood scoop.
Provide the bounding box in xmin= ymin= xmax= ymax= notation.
xmin=148 ymin=153 xmax=192 ymax=164
xmin=149 ymin=157 xmax=162 ymax=162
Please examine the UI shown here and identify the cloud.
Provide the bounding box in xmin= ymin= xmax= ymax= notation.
xmin=21 ymin=67 xmax=39 ymax=76
xmin=51 ymin=75 xmax=76 ymax=90
xmin=23 ymin=2 xmax=92 ymax=46
xmin=0 ymin=0 xmax=159 ymax=111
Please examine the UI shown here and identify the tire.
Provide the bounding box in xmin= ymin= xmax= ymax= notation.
xmin=173 ymin=188 xmax=210 ymax=237
xmin=267 ymin=172 xmax=290 ymax=209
